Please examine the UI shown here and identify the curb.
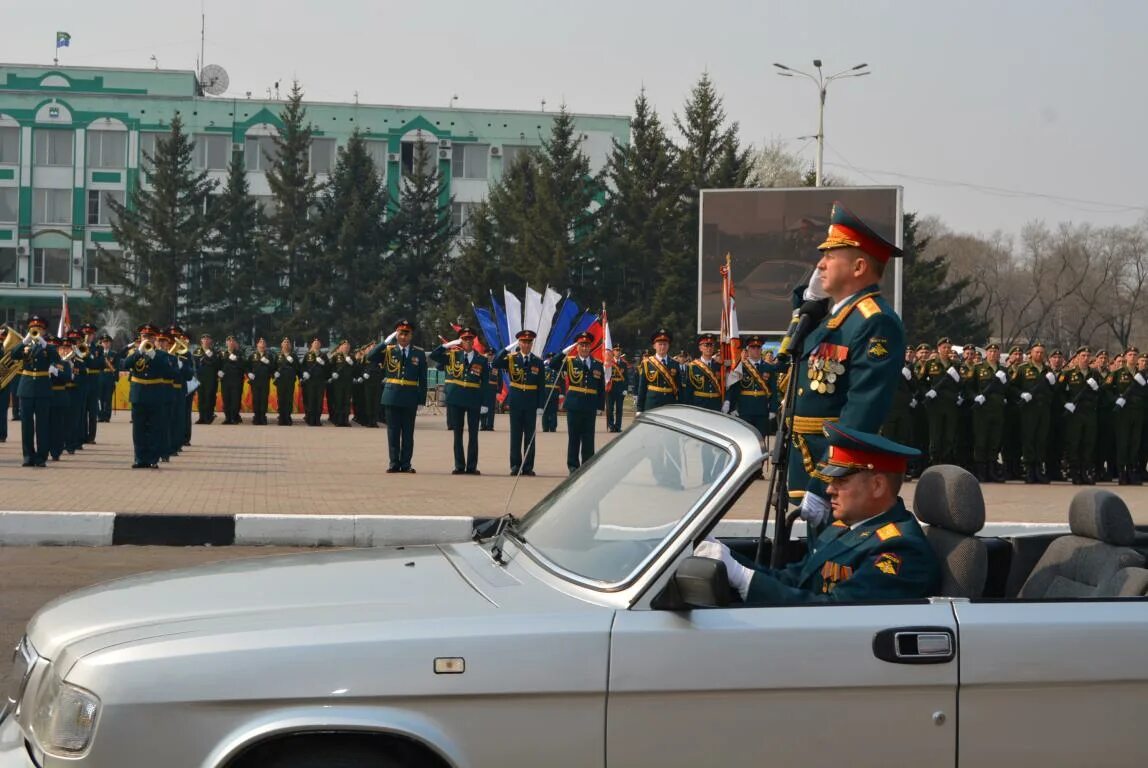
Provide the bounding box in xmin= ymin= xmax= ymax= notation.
xmin=0 ymin=511 xmax=1070 ymax=548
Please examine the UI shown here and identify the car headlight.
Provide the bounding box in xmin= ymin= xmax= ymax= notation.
xmin=30 ymin=671 xmax=100 ymax=755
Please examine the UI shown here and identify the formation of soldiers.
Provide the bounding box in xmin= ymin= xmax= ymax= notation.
xmin=886 ymin=338 xmax=1148 ymax=485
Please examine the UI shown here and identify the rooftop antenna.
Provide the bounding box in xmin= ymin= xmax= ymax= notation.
xmin=450 ymin=94 xmax=459 ymax=108
xmin=199 ymin=0 xmax=206 ymax=77
xmin=149 ymin=55 xmax=159 ymax=70
xmin=540 ymin=98 xmax=546 ymax=112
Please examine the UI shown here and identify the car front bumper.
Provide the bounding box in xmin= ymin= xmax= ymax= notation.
xmin=0 ymin=715 xmax=36 ymax=768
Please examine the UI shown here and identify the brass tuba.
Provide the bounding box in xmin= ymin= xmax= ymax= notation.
xmin=0 ymin=326 xmax=22 ymax=389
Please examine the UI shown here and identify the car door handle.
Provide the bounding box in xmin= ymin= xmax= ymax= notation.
xmin=873 ymin=626 xmax=955 ymax=665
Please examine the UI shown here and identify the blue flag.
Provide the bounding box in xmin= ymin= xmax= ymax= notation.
xmin=489 ymin=292 xmax=509 ymax=350
xmin=565 ymin=310 xmax=596 ymax=347
xmin=473 ymin=306 xmax=500 ymax=353
xmin=56 ymin=31 xmax=71 ymax=48
xmin=545 ymin=297 xmax=581 ymax=355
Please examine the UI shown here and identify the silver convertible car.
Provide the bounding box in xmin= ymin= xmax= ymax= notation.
xmin=2 ymin=406 xmax=1147 ymax=768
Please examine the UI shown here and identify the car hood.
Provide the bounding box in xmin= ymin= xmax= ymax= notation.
xmin=26 ymin=545 xmax=493 ymax=662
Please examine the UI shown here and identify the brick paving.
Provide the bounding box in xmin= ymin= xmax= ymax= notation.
xmin=1 ymin=411 xmax=1145 ymax=524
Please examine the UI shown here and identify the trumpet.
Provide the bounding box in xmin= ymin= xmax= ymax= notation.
xmin=170 ymin=337 xmax=189 ymax=357
xmin=26 ymin=327 xmax=42 ymax=343
xmin=139 ymin=339 xmax=155 ymax=354
xmin=73 ymin=342 xmax=89 ymax=360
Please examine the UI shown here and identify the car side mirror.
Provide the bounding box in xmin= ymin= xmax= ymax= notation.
xmin=674 ymin=556 xmax=732 ymax=608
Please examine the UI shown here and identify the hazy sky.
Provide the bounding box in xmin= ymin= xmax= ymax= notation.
xmin=14 ymin=0 xmax=1148 ymax=237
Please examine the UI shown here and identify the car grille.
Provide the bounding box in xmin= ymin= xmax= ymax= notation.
xmin=0 ymin=637 xmax=36 ymax=725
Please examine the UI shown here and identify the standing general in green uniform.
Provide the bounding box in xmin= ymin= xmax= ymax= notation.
xmin=786 ymin=202 xmax=906 ymax=531
xmin=970 ymin=342 xmax=1009 ymax=482
xmin=369 ymin=320 xmax=428 ymax=473
xmin=431 ymin=327 xmax=488 ymax=475
xmin=550 ymin=331 xmax=605 ymax=474
xmin=1110 ymin=346 xmax=1146 ymax=485
xmin=920 ymin=337 xmax=962 ymax=468
xmin=1059 ymin=346 xmax=1100 ymax=485
xmin=695 ymin=423 xmax=939 ymax=605
xmin=495 ymin=329 xmax=545 ymax=476
xmin=1010 ymin=341 xmax=1055 ymax=484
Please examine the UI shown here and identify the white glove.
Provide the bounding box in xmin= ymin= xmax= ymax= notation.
xmin=480 ymin=406 xmax=489 ymax=415
xmin=229 ymin=353 xmax=237 ymax=362
xmin=330 ymin=372 xmax=339 ymax=381
xmin=48 ymin=364 xmax=59 ymax=377
xmin=946 ymin=366 xmax=960 ymax=382
xmin=22 ymin=332 xmax=33 ymax=345
xmin=926 ymin=389 xmax=937 ymax=400
xmin=504 ymin=341 xmax=519 ymax=352
xmin=353 ymin=378 xmax=362 ymax=384
xmin=799 ymin=493 xmax=832 ymax=528
xmin=562 ymin=341 xmax=577 ymax=355
xmin=177 ymin=359 xmax=183 ymax=370
xmin=246 ymin=372 xmax=255 ymax=381
xmin=205 ymin=349 xmax=213 ymax=357
xmin=261 ymin=356 xmax=269 ymax=364
xmin=1137 ymin=373 xmax=1146 ymax=386
xmin=956 ymin=395 xmax=965 ymax=406
xmin=217 ymin=370 xmax=224 ymax=379
xmin=996 ymin=369 xmax=1008 ymax=384
xmin=362 ymin=372 xmax=369 ymax=380
xmin=909 ymin=398 xmax=918 ymax=408
xmin=731 ymin=409 xmax=739 ymax=417
xmin=536 ymin=408 xmax=543 ymax=415
xmin=1021 ymin=391 xmax=1033 ymax=403
xmin=286 ymin=355 xmax=294 ymax=363
xmin=802 ymin=266 xmax=829 ymax=301
xmin=302 ymin=371 xmax=311 ymax=381
xmin=693 ymin=538 xmax=752 ymax=599
xmin=902 ymin=366 xmax=912 ymax=381
xmin=1045 ymin=371 xmax=1056 ymax=385
xmin=385 ymin=331 xmax=398 ymax=344
xmin=1064 ymin=402 xmax=1076 ymax=413
xmin=974 ymin=394 xmax=986 ymax=405
xmin=1116 ymin=397 xmax=1127 ymax=408
xmin=444 ymin=339 xmax=463 ymax=349
xmin=318 ymin=357 xmax=326 ymax=365
xmin=635 ymin=411 xmax=642 ymax=417
xmin=721 ymin=401 xmax=731 ymax=414
xmin=274 ymin=371 xmax=280 ymax=379
xmin=1086 ymin=378 xmax=1098 ymax=391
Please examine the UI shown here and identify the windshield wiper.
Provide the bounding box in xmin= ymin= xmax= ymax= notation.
xmin=483 ymin=512 xmax=525 ymax=566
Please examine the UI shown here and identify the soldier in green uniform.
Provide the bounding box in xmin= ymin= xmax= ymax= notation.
xmin=62 ymin=331 xmax=85 ymax=455
xmin=604 ymin=347 xmax=628 ymax=433
xmin=786 ymin=202 xmax=906 ymax=531
xmin=920 ymin=338 xmax=962 ymax=468
xmin=726 ymin=335 xmax=782 ymax=444
xmin=360 ymin=340 xmax=384 ymax=428
xmin=152 ymin=329 xmax=176 ymax=462
xmin=881 ymin=346 xmax=916 ymax=470
xmin=1108 ymin=346 xmax=1142 ymax=485
xmin=193 ymin=333 xmax=221 ymax=424
xmin=541 ymin=353 xmax=560 ymax=432
xmin=123 ymin=324 xmax=173 ymax=468
xmin=77 ymin=323 xmax=102 ymax=443
xmin=50 ymin=335 xmax=75 ymax=460
xmin=969 ymin=342 xmax=1009 ymax=481
xmin=1010 ymin=341 xmax=1055 ymax=484
xmin=1059 ymin=346 xmax=1100 ymax=485
xmin=909 ymin=343 xmax=931 ymax=477
xmin=273 ymin=338 xmax=302 ymax=426
xmin=301 ymin=338 xmax=328 ymax=427
xmin=550 ymin=331 xmax=605 ymax=474
xmin=1092 ymin=349 xmax=1118 ymax=482
xmin=163 ymin=326 xmax=193 ymax=457
xmin=683 ymin=334 xmax=723 ymax=411
xmin=219 ymin=335 xmax=247 ymax=425
xmin=694 ymin=422 xmax=939 ymax=605
xmin=1136 ymin=354 xmax=1148 ymax=480
xmin=96 ymin=334 xmax=117 ymax=422
xmin=369 ymin=320 xmax=428 ymax=473
xmin=246 ymin=338 xmax=274 ymax=425
xmin=327 ymin=340 xmax=355 ymax=427
xmin=431 ymin=327 xmax=488 ymax=474
xmin=1001 ymin=345 xmax=1024 ymax=479
xmin=1044 ymin=348 xmax=1067 ymax=480
xmin=635 ymin=329 xmax=681 ymax=414
xmin=495 ymin=329 xmax=545 ymax=476
xmin=480 ymin=348 xmax=499 ymax=431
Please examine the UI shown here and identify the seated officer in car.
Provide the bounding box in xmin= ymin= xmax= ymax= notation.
xmin=695 ymin=423 xmax=940 ymax=605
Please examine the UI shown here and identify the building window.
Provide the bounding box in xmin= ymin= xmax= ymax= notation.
xmin=252 ymin=195 xmax=276 ymax=217
xmin=244 ymin=136 xmax=279 ymax=172
xmin=400 ymin=142 xmax=435 ymax=179
xmin=192 ymin=134 xmax=229 ymax=170
xmin=451 ymin=201 xmax=480 ymax=238
xmin=0 ymin=127 xmax=18 ymax=164
xmin=310 ymin=138 xmax=335 ymax=174
xmin=31 ymin=247 xmax=71 ymax=286
xmin=34 ymin=129 xmax=73 ymax=166
xmin=501 ymin=145 xmax=534 ymax=169
xmin=139 ymin=131 xmax=166 ymax=169
xmin=86 ymin=189 xmax=124 ymax=226
xmin=363 ymin=140 xmax=390 ymax=176
xmin=452 ymin=144 xmax=489 ymax=179
xmin=0 ymin=188 xmax=17 ymax=222
xmin=0 ymin=247 xmax=16 ymax=284
xmin=85 ymin=248 xmax=120 ymax=287
xmin=33 ymin=189 xmax=72 ymax=225
xmin=86 ymin=130 xmax=127 ymax=169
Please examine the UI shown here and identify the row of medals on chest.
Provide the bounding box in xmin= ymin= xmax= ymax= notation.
xmin=809 ymin=357 xmax=845 ymax=394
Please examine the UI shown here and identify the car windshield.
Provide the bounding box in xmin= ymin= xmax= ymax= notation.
xmin=515 ymin=421 xmax=733 ymax=587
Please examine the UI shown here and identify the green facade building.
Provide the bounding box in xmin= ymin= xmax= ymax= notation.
xmin=0 ymin=62 xmax=629 ymax=327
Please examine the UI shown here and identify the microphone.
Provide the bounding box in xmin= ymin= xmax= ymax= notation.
xmin=779 ymin=299 xmax=829 ymax=357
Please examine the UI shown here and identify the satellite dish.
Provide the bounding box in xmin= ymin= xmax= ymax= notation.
xmin=200 ymin=64 xmax=229 ymax=96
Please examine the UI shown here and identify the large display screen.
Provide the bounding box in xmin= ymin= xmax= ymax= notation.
xmin=698 ymin=187 xmax=902 ymax=334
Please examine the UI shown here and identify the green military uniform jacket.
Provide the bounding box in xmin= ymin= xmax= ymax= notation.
xmin=430 ymin=346 xmax=488 ymax=409
xmin=728 ymin=358 xmax=781 ymax=417
xmin=682 ymin=358 xmax=724 ymax=410
xmin=921 ymin=354 xmax=962 ymax=404
xmin=11 ymin=341 xmax=59 ymax=398
xmin=972 ymin=361 xmax=1009 ymax=406
xmin=1010 ymin=360 xmax=1055 ymax=404
xmin=732 ymin=499 xmax=940 ymax=605
xmin=1059 ymin=364 xmax=1099 ymax=411
xmin=124 ymin=349 xmax=174 ymax=405
xmin=550 ymin=353 xmax=605 ymax=412
xmin=495 ymin=350 xmax=545 ymax=411
xmin=369 ymin=343 xmax=428 ymax=408
xmin=788 ymin=286 xmax=905 ymax=502
xmin=635 ymin=356 xmax=681 ymax=411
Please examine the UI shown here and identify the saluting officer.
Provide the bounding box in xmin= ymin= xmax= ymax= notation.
xmin=604 ymin=347 xmax=628 ymax=433
xmin=96 ymin=333 xmax=117 ymax=422
xmin=11 ymin=316 xmax=57 ymax=467
xmin=541 ymin=352 xmax=561 ymax=432
xmin=369 ymin=320 xmax=428 ymax=473
xmin=683 ymin=333 xmax=723 ymax=411
xmin=1010 ymin=341 xmax=1055 ymax=484
xmin=219 ymin=335 xmax=247 ymax=424
xmin=247 ymin=338 xmax=275 ymax=426
xmin=193 ymin=333 xmax=221 ymax=424
xmin=551 ymin=331 xmax=605 ymax=473
xmin=273 ymin=338 xmax=302 ymax=426
xmin=495 ymin=329 xmax=546 ymax=476
xmin=431 ymin=327 xmax=488 ymax=475
xmin=635 ymin=329 xmax=681 ymax=415
xmin=123 ymin=323 xmax=173 ymax=468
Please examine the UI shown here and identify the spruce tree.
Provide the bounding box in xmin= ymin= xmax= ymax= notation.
xmin=316 ymin=129 xmax=391 ymax=342
xmin=189 ymin=153 xmax=262 ymax=341
xmin=901 ymin=212 xmax=989 ymax=344
xmin=536 ymin=105 xmax=600 ymax=292
xmin=97 ymin=114 xmax=215 ymax=324
xmin=442 ymin=202 xmax=502 ymax=328
xmin=383 ymin=136 xmax=456 ymax=338
xmin=262 ymin=81 xmax=323 ymax=338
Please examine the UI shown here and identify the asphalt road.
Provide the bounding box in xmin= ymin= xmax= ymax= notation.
xmin=0 ymin=546 xmax=318 ymax=680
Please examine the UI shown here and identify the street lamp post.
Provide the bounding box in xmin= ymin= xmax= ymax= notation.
xmin=773 ymin=60 xmax=870 ymax=186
